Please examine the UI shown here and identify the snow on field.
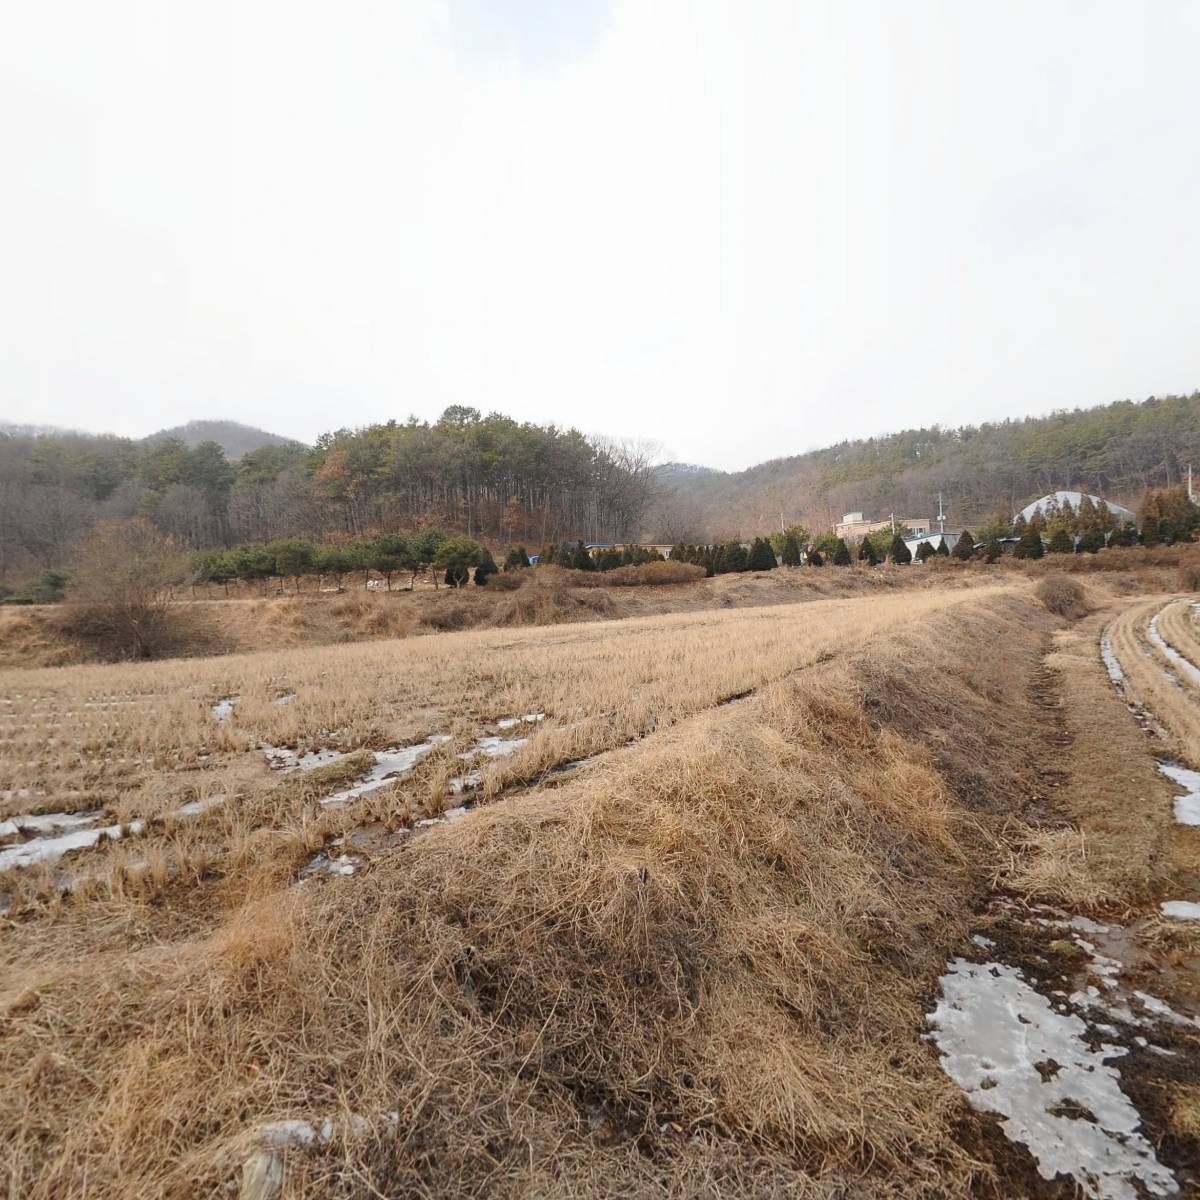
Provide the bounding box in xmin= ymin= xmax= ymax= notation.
xmin=0 ymin=811 xmax=100 ymax=838
xmin=1147 ymin=614 xmax=1200 ymax=686
xmin=320 ymin=737 xmax=450 ymax=807
xmin=928 ymin=958 xmax=1177 ymax=1199
xmin=1157 ymin=761 xmax=1200 ymax=825
xmin=211 ymin=695 xmax=238 ymax=722
xmin=496 ymin=713 xmax=544 ymax=729
xmin=1161 ymin=900 xmax=1200 ymax=921
xmin=0 ymin=818 xmax=144 ymax=871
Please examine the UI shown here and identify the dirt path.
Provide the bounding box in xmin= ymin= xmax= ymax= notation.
xmin=926 ymin=596 xmax=1200 ymax=1198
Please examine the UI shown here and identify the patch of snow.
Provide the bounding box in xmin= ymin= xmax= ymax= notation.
xmin=1131 ymin=991 xmax=1199 ymax=1029
xmin=1147 ymin=612 xmax=1200 ymax=687
xmin=211 ymin=695 xmax=238 ymax=722
xmin=299 ymin=852 xmax=360 ymax=879
xmin=172 ymin=795 xmax=224 ymax=818
xmin=0 ymin=818 xmax=144 ymax=872
xmin=1157 ymin=761 xmax=1200 ymax=826
xmin=970 ymin=934 xmax=995 ymax=949
xmin=1100 ymin=633 xmax=1125 ymax=686
xmin=1160 ymin=900 xmax=1200 ymax=921
xmin=929 ymin=958 xmax=1177 ymax=1199
xmin=320 ymin=737 xmax=450 ymax=807
xmin=469 ymin=735 xmax=528 ymax=759
xmin=259 ymin=1119 xmax=320 ymax=1150
xmin=416 ymin=804 xmax=469 ymax=828
xmin=273 ymin=693 xmax=296 ymax=706
xmin=0 ymin=811 xmax=100 ymax=836
xmin=262 ymin=745 xmax=348 ymax=772
xmin=496 ymin=713 xmax=544 ymax=729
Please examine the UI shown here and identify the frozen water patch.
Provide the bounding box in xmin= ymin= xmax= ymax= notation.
xmin=1157 ymin=761 xmax=1200 ymax=826
xmin=211 ymin=696 xmax=238 ymax=722
xmin=299 ymin=851 xmax=361 ymax=879
xmin=0 ymin=818 xmax=145 ymax=871
xmin=320 ymin=737 xmax=450 ymax=807
xmin=1100 ymin=633 xmax=1125 ymax=686
xmin=172 ymin=795 xmax=225 ymax=818
xmin=469 ymin=735 xmax=529 ymax=759
xmin=1160 ymin=900 xmax=1200 ymax=921
xmin=416 ymin=804 xmax=468 ymax=828
xmin=1147 ymin=612 xmax=1200 ymax=687
xmin=929 ymin=958 xmax=1177 ymax=1199
xmin=0 ymin=811 xmax=100 ymax=838
xmin=496 ymin=713 xmax=544 ymax=729
xmin=262 ymin=745 xmax=348 ymax=772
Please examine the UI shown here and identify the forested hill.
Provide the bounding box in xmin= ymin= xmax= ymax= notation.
xmin=0 ymin=407 xmax=655 ymax=583
xmin=146 ymin=420 xmax=300 ymax=459
xmin=649 ymin=392 xmax=1200 ymax=541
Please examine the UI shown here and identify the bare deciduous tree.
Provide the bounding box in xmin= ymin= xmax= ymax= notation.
xmin=67 ymin=519 xmax=186 ymax=658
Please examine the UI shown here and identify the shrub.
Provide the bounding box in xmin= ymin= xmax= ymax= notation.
xmin=483 ymin=570 xmax=523 ymax=591
xmin=474 ymin=547 xmax=499 ymax=585
xmin=67 ymin=518 xmax=185 ymax=658
xmin=602 ymin=561 xmax=706 ymax=586
xmin=832 ymin=538 xmax=851 ymax=566
xmin=1035 ymin=574 xmax=1090 ymax=619
xmin=1178 ymin=562 xmax=1200 ymax=591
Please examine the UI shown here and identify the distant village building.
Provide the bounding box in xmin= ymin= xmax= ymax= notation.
xmin=834 ymin=512 xmax=932 ymax=541
xmin=1017 ymin=491 xmax=1136 ymax=527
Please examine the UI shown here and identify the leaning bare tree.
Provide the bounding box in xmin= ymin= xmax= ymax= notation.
xmin=68 ymin=518 xmax=186 ymax=658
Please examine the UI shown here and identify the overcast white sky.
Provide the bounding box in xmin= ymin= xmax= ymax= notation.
xmin=2 ymin=1 xmax=1198 ymax=470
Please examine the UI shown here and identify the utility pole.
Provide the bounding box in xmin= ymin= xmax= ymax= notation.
xmin=1189 ymin=464 xmax=1195 ymax=505
xmin=780 ymin=512 xmax=785 ymax=533
xmin=890 ymin=512 xmax=896 ymax=534
xmin=937 ymin=492 xmax=946 ymax=533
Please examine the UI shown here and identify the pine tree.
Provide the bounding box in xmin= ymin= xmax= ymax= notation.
xmin=807 ymin=547 xmax=824 ymax=567
xmin=832 ymin=538 xmax=851 ymax=566
xmin=1109 ymin=522 xmax=1137 ymax=548
xmin=1075 ymin=528 xmax=1104 ymax=554
xmin=504 ymin=545 xmax=530 ymax=571
xmin=857 ymin=538 xmax=877 ymax=566
xmin=1013 ymin=527 xmax=1044 ymax=559
xmin=556 ymin=544 xmax=574 ymax=567
xmin=571 ymin=541 xmax=596 ymax=571
xmin=474 ymin=547 xmax=499 ymax=584
xmin=1047 ymin=528 xmax=1074 ymax=554
xmin=748 ymin=537 xmax=776 ymax=570
xmin=952 ymin=531 xmax=975 ymax=560
xmin=723 ymin=541 xmax=749 ymax=572
xmin=890 ymin=535 xmax=912 ymax=564
xmin=781 ymin=532 xmax=801 ymax=566
xmin=1141 ymin=511 xmax=1161 ymax=546
xmin=914 ymin=540 xmax=934 ymax=562
xmin=984 ymin=539 xmax=1002 ymax=563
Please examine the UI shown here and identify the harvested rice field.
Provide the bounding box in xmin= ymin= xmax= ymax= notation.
xmin=3 ymin=576 xmax=1200 ymax=1198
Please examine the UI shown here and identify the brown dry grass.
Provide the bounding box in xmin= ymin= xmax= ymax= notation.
xmin=0 ymin=562 xmax=996 ymax=669
xmin=0 ymin=584 xmax=1062 ymax=1199
xmin=0 ymin=586 xmax=1010 ymax=816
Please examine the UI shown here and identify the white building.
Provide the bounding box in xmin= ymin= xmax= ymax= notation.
xmin=1017 ymin=491 xmax=1136 ymax=527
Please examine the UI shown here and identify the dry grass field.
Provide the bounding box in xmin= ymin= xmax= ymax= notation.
xmin=2 ymin=567 xmax=1199 ymax=1198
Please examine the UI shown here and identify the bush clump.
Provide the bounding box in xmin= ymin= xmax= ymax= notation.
xmin=1035 ymin=574 xmax=1090 ymax=619
xmin=602 ymin=560 xmax=707 ymax=586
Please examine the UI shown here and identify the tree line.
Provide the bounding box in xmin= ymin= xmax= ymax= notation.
xmin=0 ymin=406 xmax=658 ymax=585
